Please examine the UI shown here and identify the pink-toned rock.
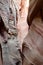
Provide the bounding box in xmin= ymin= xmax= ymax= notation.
xmin=22 ymin=0 xmax=43 ymax=65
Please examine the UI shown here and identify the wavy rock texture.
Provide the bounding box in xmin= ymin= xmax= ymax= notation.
xmin=22 ymin=17 xmax=43 ymax=65
xmin=22 ymin=0 xmax=43 ymax=64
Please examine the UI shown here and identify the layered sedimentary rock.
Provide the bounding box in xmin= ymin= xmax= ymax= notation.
xmin=22 ymin=0 xmax=43 ymax=65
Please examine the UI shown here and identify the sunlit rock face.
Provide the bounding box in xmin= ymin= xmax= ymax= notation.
xmin=10 ymin=0 xmax=29 ymax=48
xmin=17 ymin=0 xmax=29 ymax=48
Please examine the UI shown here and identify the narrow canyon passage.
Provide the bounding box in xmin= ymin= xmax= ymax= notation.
xmin=0 ymin=0 xmax=43 ymax=65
